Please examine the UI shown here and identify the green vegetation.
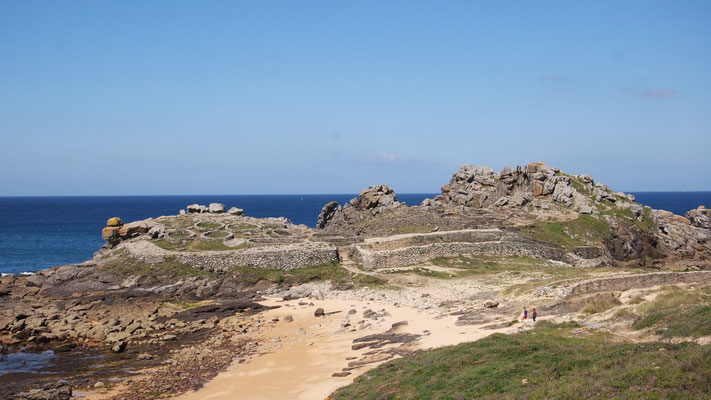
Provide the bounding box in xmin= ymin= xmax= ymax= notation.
xmin=430 ymin=255 xmax=548 ymax=277
xmin=580 ymin=294 xmax=622 ymax=314
xmin=422 ymin=255 xmax=641 ymax=295
xmin=100 ymin=254 xmax=215 ymax=279
xmin=633 ymin=287 xmax=711 ymax=338
xmin=196 ymin=222 xmax=223 ymax=230
xmin=205 ymin=231 xmax=229 ymax=238
xmin=598 ymin=204 xmax=656 ymax=233
xmin=229 ymin=263 xmax=389 ymax=288
xmin=520 ymin=215 xmax=615 ymax=249
xmin=152 ymin=239 xmax=237 ymax=252
xmin=390 ymin=266 xmax=456 ymax=279
xmin=567 ymin=175 xmax=592 ymax=196
xmin=167 ymin=232 xmax=190 ymax=239
xmin=228 ymin=224 xmax=258 ymax=230
xmin=330 ymin=322 xmax=711 ymax=400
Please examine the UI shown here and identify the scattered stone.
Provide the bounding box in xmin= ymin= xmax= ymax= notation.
xmin=209 ymin=203 xmax=226 ymax=213
xmin=228 ymin=207 xmax=244 ymax=215
xmin=484 ymin=301 xmax=499 ymax=308
xmin=314 ymin=308 xmax=325 ymax=317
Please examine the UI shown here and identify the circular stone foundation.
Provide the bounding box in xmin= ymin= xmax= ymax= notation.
xmin=165 ymin=229 xmax=197 ymax=243
xmin=200 ymin=230 xmax=234 ymax=242
xmin=226 ymin=223 xmax=259 ymax=232
xmin=193 ymin=222 xmax=226 ymax=231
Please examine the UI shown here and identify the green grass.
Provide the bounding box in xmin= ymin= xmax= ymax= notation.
xmin=205 ymin=231 xmax=229 ymax=238
xmin=425 ymin=255 xmax=641 ymax=296
xmin=196 ymin=222 xmax=223 ymax=229
xmin=520 ymin=215 xmax=615 ymax=249
xmin=598 ymin=204 xmax=656 ymax=233
xmin=567 ymin=175 xmax=593 ymax=196
xmin=228 ymin=263 xmax=388 ymax=288
xmin=228 ymin=224 xmax=258 ymax=230
xmin=430 ymin=255 xmax=548 ymax=277
xmin=167 ymin=232 xmax=190 ymax=239
xmin=580 ymin=294 xmax=622 ymax=314
xmin=100 ymin=253 xmax=216 ymax=279
xmin=398 ymin=267 xmax=456 ymax=279
xmin=152 ymin=239 xmax=237 ymax=252
xmin=330 ymin=322 xmax=711 ymax=400
xmin=633 ymin=287 xmax=711 ymax=338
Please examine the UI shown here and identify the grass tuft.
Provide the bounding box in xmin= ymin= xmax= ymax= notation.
xmin=330 ymin=322 xmax=711 ymax=399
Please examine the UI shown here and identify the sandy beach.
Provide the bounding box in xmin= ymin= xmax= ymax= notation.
xmin=177 ymin=292 xmax=527 ymax=400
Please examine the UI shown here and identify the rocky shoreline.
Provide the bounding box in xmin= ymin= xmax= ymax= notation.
xmin=2 ymin=161 xmax=710 ymax=399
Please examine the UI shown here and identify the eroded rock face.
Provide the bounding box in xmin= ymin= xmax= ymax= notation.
xmin=433 ymin=162 xmax=592 ymax=210
xmin=317 ymin=201 xmax=340 ymax=229
xmin=652 ymin=209 xmax=711 ymax=255
xmin=687 ymin=206 xmax=711 ymax=230
xmin=316 ymin=185 xmax=402 ymax=232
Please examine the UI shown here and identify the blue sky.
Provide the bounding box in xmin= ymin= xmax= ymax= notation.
xmin=1 ymin=1 xmax=709 ymax=195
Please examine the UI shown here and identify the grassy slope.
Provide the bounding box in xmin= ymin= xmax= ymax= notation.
xmin=633 ymin=287 xmax=711 ymax=338
xmin=330 ymin=322 xmax=711 ymax=400
xmin=423 ymin=255 xmax=641 ymax=295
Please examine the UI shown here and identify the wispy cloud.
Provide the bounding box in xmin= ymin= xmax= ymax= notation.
xmin=639 ymin=88 xmax=677 ymax=98
xmin=362 ymin=152 xmax=437 ymax=166
xmin=374 ymin=152 xmax=401 ymax=162
xmin=539 ymin=73 xmax=574 ymax=83
xmin=622 ymin=86 xmax=678 ymax=98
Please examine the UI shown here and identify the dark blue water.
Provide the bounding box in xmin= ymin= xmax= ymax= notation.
xmin=0 ymin=194 xmax=435 ymax=275
xmin=0 ymin=192 xmax=708 ymax=275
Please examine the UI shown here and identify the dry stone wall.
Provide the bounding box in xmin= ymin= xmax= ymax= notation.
xmin=347 ymin=230 xmax=591 ymax=270
xmin=124 ymin=241 xmax=339 ymax=272
xmin=567 ymin=271 xmax=711 ymax=298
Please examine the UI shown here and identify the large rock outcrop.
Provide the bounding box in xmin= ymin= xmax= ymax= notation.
xmin=316 ymin=184 xmax=402 ymax=233
xmin=431 ymin=162 xmax=600 ymax=212
xmin=687 ymin=206 xmax=711 ymax=231
xmin=100 ymin=217 xmax=159 ymax=248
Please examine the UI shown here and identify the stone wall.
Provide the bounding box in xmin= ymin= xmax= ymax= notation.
xmin=351 ymin=235 xmax=572 ymax=270
xmin=361 ymin=229 xmax=503 ymax=252
xmin=567 ymin=271 xmax=711 ymax=298
xmin=124 ymin=241 xmax=339 ymax=272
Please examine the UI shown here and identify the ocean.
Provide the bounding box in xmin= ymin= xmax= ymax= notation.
xmin=0 ymin=192 xmax=708 ymax=275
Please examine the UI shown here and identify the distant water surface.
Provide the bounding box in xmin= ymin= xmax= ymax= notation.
xmin=0 ymin=194 xmax=434 ymax=275
xmin=0 ymin=192 xmax=708 ymax=275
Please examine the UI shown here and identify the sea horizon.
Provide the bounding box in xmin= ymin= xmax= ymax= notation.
xmin=1 ymin=191 xmax=710 ymax=276
xmin=1 ymin=190 xmax=710 ymax=198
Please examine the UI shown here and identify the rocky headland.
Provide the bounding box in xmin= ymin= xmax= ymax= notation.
xmin=2 ymin=162 xmax=710 ymax=399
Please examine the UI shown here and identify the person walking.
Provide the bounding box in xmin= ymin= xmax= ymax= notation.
xmin=522 ymin=307 xmax=528 ymax=321
xmin=532 ymin=308 xmax=537 ymax=322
